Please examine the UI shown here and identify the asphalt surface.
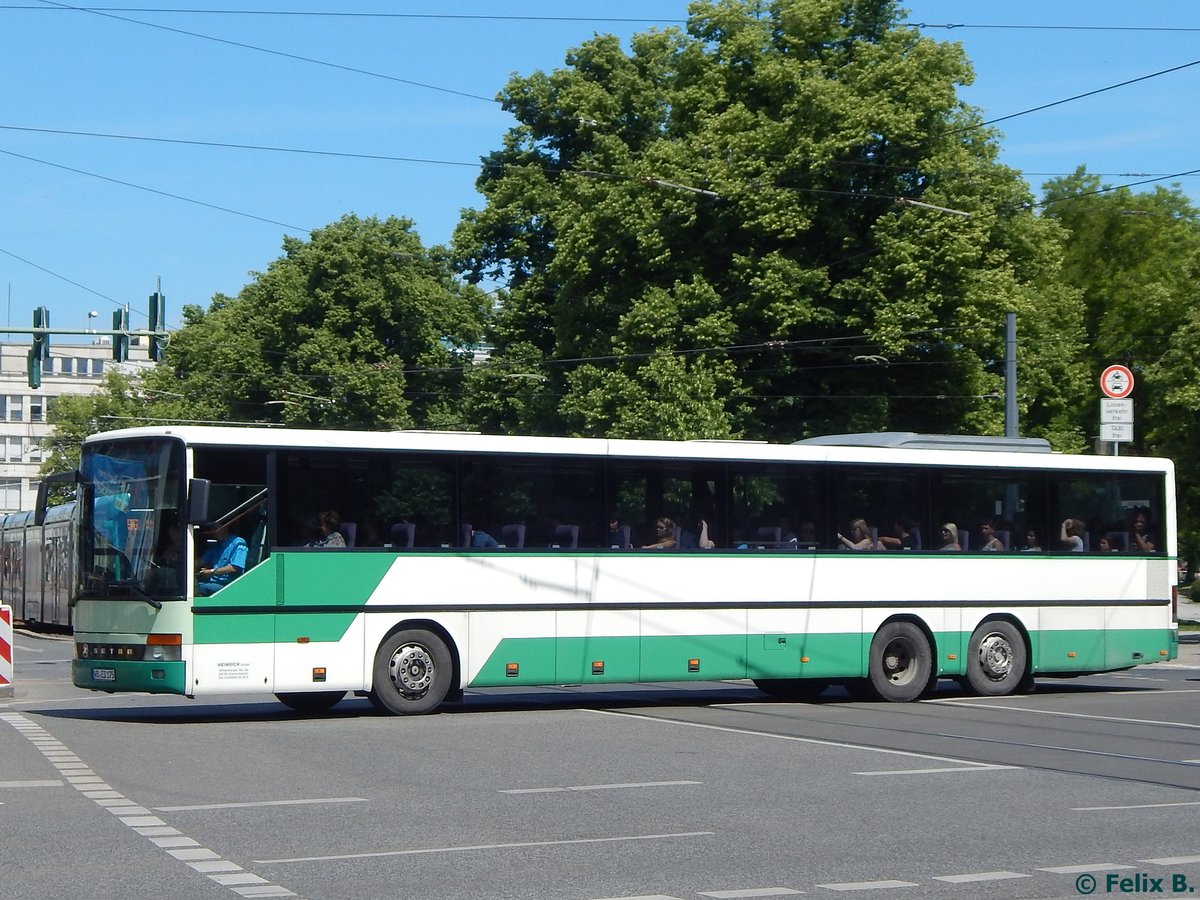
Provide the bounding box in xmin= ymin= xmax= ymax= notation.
xmin=2 ymin=626 xmax=1199 ymax=900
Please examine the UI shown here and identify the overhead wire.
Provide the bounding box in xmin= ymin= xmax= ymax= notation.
xmin=32 ymin=0 xmax=497 ymax=103
xmin=7 ymin=4 xmax=1198 ymax=335
xmin=0 ymin=146 xmax=310 ymax=232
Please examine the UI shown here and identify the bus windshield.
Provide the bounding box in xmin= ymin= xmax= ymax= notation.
xmin=80 ymin=437 xmax=185 ymax=600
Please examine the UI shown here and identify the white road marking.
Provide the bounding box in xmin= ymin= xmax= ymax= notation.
xmin=156 ymin=797 xmax=366 ymax=812
xmin=0 ymin=712 xmax=301 ymax=899
xmin=855 ymin=765 xmax=1020 ymax=776
xmin=933 ymin=871 xmax=1029 ymax=883
xmin=13 ymin=643 xmax=45 ymax=653
xmin=1140 ymin=856 xmax=1200 ymax=865
xmin=699 ymin=889 xmax=805 ymax=897
xmin=929 ymin=699 xmax=1200 ymax=730
xmin=1038 ymin=863 xmax=1134 ymax=873
xmin=256 ymin=831 xmax=716 ymax=864
xmin=1074 ymin=801 xmax=1200 ymax=811
xmin=815 ymin=880 xmax=918 ymax=891
xmin=0 ymin=779 xmax=63 ymax=788
xmin=585 ymin=708 xmax=1005 ymax=769
xmin=501 ymin=780 xmax=701 ymax=794
xmin=1183 ymin=759 xmax=1200 ymax=764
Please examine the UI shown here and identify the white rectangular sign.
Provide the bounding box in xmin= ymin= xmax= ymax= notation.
xmin=1101 ymin=422 xmax=1134 ymax=443
xmin=1101 ymin=398 xmax=1134 ymax=424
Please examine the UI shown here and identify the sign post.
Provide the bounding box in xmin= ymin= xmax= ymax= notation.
xmin=1099 ymin=365 xmax=1135 ymax=455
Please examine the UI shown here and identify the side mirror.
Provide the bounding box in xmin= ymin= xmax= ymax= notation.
xmin=35 ymin=470 xmax=79 ymax=525
xmin=187 ymin=479 xmax=212 ymax=525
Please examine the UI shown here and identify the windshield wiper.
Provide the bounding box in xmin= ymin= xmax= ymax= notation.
xmin=103 ymin=581 xmax=163 ymax=609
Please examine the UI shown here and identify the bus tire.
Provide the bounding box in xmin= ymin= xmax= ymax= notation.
xmin=868 ymin=621 xmax=932 ymax=702
xmin=753 ymin=678 xmax=829 ymax=700
xmin=370 ymin=629 xmax=452 ymax=715
xmin=275 ymin=691 xmax=345 ymax=713
xmin=966 ymin=620 xmax=1028 ymax=697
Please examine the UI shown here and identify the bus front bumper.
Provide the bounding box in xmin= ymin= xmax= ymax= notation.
xmin=72 ymin=659 xmax=187 ymax=695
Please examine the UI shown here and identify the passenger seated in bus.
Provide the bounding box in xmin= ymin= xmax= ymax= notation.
xmin=979 ymin=519 xmax=1005 ymax=552
xmin=1060 ymin=518 xmax=1085 ymax=552
xmin=470 ymin=528 xmax=500 ymax=549
xmin=681 ymin=518 xmax=716 ymax=549
xmin=196 ymin=522 xmax=248 ymax=596
xmin=1096 ymin=534 xmax=1118 ymax=554
xmin=307 ymin=510 xmax=347 ymax=548
xmin=837 ymin=518 xmax=876 ymax=550
xmin=1021 ymin=529 xmax=1042 ymax=552
xmin=642 ymin=517 xmax=678 ymax=549
xmin=877 ymin=517 xmax=917 ymax=550
xmin=937 ymin=523 xmax=961 ymax=551
xmin=1131 ymin=510 xmax=1156 ymax=553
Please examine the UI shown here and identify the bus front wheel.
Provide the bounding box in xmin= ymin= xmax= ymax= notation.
xmin=868 ymin=622 xmax=932 ymax=702
xmin=966 ymin=620 xmax=1028 ymax=697
xmin=370 ymin=629 xmax=453 ymax=715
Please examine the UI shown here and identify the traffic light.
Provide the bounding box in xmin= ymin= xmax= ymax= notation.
xmin=27 ymin=306 xmax=50 ymax=388
xmin=112 ymin=309 xmax=129 ymax=362
xmin=26 ymin=349 xmax=41 ymax=389
xmin=32 ymin=305 xmax=50 ymax=360
xmin=148 ymin=291 xmax=166 ymax=361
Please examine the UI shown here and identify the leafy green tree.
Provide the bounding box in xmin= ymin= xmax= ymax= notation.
xmin=455 ymin=0 xmax=1087 ymax=444
xmin=143 ymin=214 xmax=489 ymax=430
xmin=1042 ymin=169 xmax=1200 ymax=561
xmin=1042 ymin=169 xmax=1200 ymax=445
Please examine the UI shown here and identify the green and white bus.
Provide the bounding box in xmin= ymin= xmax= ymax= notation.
xmin=49 ymin=426 xmax=1178 ymax=714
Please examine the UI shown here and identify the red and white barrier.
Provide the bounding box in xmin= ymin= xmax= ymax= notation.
xmin=0 ymin=605 xmax=12 ymax=698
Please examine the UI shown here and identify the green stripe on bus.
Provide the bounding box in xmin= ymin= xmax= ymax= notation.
xmin=471 ymin=627 xmax=1175 ymax=687
xmin=192 ymin=553 xmax=395 ymax=644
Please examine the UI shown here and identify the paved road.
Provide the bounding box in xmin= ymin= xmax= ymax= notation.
xmin=2 ymin=631 xmax=1199 ymax=900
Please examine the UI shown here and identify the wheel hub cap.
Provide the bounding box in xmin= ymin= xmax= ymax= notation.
xmin=883 ymin=640 xmax=913 ymax=684
xmin=978 ymin=633 xmax=1013 ymax=679
xmin=390 ymin=644 xmax=434 ymax=694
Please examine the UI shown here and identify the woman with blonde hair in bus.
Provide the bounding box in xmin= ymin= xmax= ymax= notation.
xmin=837 ymin=518 xmax=876 ymax=551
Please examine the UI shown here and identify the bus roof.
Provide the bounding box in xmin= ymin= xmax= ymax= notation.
xmin=80 ymin=425 xmax=1172 ymax=474
xmin=796 ymin=432 xmax=1053 ymax=453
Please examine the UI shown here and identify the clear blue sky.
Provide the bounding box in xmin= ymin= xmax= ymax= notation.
xmin=2 ymin=1 xmax=1197 ymax=336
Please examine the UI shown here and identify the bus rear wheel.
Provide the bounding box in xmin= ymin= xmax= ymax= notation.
xmin=868 ymin=621 xmax=932 ymax=702
xmin=370 ymin=629 xmax=452 ymax=715
xmin=966 ymin=620 xmax=1028 ymax=696
xmin=275 ymin=691 xmax=345 ymax=713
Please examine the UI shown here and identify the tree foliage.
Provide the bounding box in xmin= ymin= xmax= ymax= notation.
xmin=454 ymin=0 xmax=1088 ymax=444
xmin=1043 ymin=169 xmax=1200 ymax=562
xmin=41 ymin=215 xmax=489 ymax=475
xmin=141 ymin=214 xmax=488 ymax=431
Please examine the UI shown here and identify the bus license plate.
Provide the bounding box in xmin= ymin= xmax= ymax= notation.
xmin=92 ymin=668 xmax=116 ymax=682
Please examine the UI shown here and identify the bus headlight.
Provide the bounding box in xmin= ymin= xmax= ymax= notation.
xmin=146 ymin=634 xmax=182 ymax=661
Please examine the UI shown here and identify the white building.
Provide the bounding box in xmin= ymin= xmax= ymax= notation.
xmin=0 ymin=339 xmax=152 ymax=513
